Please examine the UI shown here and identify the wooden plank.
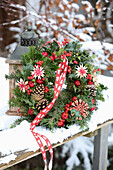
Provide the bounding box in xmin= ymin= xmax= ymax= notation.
xmin=92 ymin=125 xmax=109 ymax=170
xmin=84 ymin=130 xmax=98 ymax=138
xmin=6 ymin=111 xmax=27 ymax=116
xmin=5 ymin=60 xmax=21 ymax=64
xmin=0 ymin=119 xmax=113 ymax=170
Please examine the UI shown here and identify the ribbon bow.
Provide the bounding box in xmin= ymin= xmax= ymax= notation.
xmin=30 ymin=40 xmax=68 ymax=170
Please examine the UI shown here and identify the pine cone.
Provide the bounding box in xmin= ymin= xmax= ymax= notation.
xmin=32 ymin=84 xmax=45 ymax=101
xmin=86 ymin=85 xmax=97 ymax=97
xmin=35 ymin=99 xmax=48 ymax=112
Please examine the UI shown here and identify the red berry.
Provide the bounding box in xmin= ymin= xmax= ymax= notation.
xmin=72 ymin=96 xmax=77 ymax=101
xmin=28 ymin=108 xmax=34 ymax=115
xmin=74 ymin=80 xmax=81 ymax=86
xmin=27 ymin=76 xmax=32 ymax=80
xmin=88 ymin=81 xmax=93 ymax=85
xmin=92 ymin=98 xmax=95 ymax=104
xmin=52 ymin=52 xmax=55 ymax=56
xmin=57 ymin=121 xmax=64 ymax=127
xmin=65 ymin=107 xmax=69 ymax=112
xmin=97 ymin=68 xmax=100 ymax=72
xmin=28 ymin=81 xmax=35 ymax=88
xmin=42 ymin=52 xmax=48 ymax=57
xmin=54 ymin=55 xmax=57 ymax=59
xmin=90 ymin=106 xmax=95 ymax=111
xmin=36 ymin=79 xmax=43 ymax=84
xmin=45 ymin=86 xmax=49 ymax=93
xmin=73 ymin=60 xmax=78 ymax=64
xmin=66 ymin=103 xmax=70 ymax=108
xmin=87 ymin=74 xmax=92 ymax=80
xmin=29 ymin=89 xmax=32 ymax=92
xmin=27 ymin=90 xmax=30 ymax=95
xmin=68 ymin=69 xmax=71 ymax=73
xmin=25 ymin=85 xmax=29 ymax=90
xmin=70 ymin=101 xmax=73 ymax=106
xmin=49 ymin=56 xmax=54 ymax=61
xmin=61 ymin=112 xmax=68 ymax=120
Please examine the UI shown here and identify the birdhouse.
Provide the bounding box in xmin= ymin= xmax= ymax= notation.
xmin=6 ymin=29 xmax=38 ymax=115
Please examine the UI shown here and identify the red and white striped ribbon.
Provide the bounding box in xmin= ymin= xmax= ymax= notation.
xmin=30 ymin=40 xmax=68 ymax=170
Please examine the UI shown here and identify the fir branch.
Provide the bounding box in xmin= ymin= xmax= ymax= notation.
xmin=49 ymin=107 xmax=57 ymax=125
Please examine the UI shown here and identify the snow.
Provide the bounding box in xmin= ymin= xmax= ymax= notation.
xmin=0 ymin=40 xmax=113 ymax=166
xmin=9 ymin=27 xmax=21 ymax=32
xmin=5 ymin=42 xmax=17 ymax=54
xmin=0 ymin=154 xmax=17 ymax=164
xmin=81 ymin=1 xmax=93 ymax=13
xmin=109 ymin=24 xmax=113 ymax=28
xmin=81 ymin=41 xmax=113 ymax=70
xmin=3 ymin=15 xmax=29 ymax=26
xmin=71 ymin=3 xmax=79 ymax=11
xmin=62 ymin=136 xmax=93 ymax=170
xmin=10 ymin=4 xmax=26 ymax=11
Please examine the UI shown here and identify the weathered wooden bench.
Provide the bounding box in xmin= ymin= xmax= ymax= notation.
xmin=0 ymin=119 xmax=112 ymax=170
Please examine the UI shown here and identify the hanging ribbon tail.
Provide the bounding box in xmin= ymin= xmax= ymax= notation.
xmin=30 ymin=41 xmax=68 ymax=170
xmin=31 ymin=131 xmax=48 ymax=170
xmin=39 ymin=133 xmax=53 ymax=170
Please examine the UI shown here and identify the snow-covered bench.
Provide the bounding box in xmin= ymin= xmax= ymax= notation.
xmin=0 ymin=119 xmax=113 ymax=170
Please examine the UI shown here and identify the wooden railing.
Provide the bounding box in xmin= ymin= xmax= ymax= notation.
xmin=0 ymin=119 xmax=113 ymax=170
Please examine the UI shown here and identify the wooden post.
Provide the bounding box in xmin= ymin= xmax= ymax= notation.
xmin=92 ymin=125 xmax=109 ymax=170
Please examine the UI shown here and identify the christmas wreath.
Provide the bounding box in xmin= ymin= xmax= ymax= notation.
xmin=6 ymin=39 xmax=107 ymax=130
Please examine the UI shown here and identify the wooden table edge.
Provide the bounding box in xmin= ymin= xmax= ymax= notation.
xmin=0 ymin=118 xmax=113 ymax=170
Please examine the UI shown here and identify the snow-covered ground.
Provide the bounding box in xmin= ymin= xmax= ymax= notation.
xmin=0 ymin=41 xmax=113 ymax=168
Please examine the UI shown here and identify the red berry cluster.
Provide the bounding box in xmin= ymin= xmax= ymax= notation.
xmin=26 ymin=61 xmax=46 ymax=95
xmin=45 ymin=86 xmax=49 ymax=93
xmin=67 ymin=66 xmax=71 ymax=74
xmin=26 ymin=81 xmax=34 ymax=95
xmin=36 ymin=78 xmax=45 ymax=84
xmin=87 ymin=74 xmax=93 ymax=85
xmin=90 ymin=98 xmax=95 ymax=111
xmin=57 ymin=103 xmax=70 ymax=127
xmin=93 ymin=68 xmax=100 ymax=73
xmin=70 ymin=96 xmax=77 ymax=106
xmin=27 ymin=75 xmax=34 ymax=80
xmin=36 ymin=60 xmax=44 ymax=67
xmin=57 ymin=119 xmax=65 ymax=127
xmin=27 ymin=88 xmax=32 ymax=95
xmin=64 ymin=51 xmax=71 ymax=57
xmin=62 ymin=38 xmax=69 ymax=46
xmin=49 ymin=52 xmax=57 ymax=61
